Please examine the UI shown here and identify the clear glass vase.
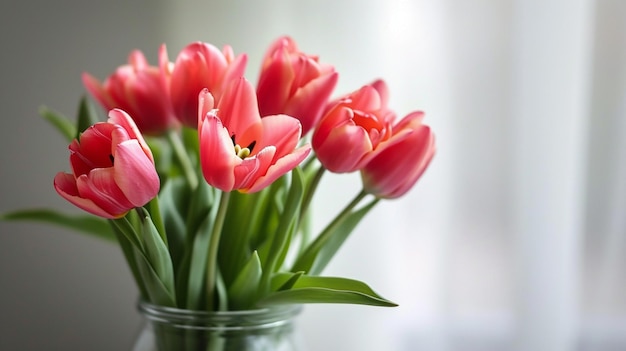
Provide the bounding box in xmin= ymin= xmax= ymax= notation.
xmin=132 ymin=301 xmax=304 ymax=351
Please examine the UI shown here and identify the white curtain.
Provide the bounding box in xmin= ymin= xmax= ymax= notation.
xmin=1 ymin=1 xmax=624 ymax=350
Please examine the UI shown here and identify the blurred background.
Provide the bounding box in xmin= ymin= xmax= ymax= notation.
xmin=1 ymin=0 xmax=624 ymax=350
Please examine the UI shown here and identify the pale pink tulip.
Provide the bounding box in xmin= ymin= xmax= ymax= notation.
xmin=361 ymin=112 xmax=435 ymax=198
xmin=170 ymin=42 xmax=247 ymax=128
xmin=198 ymin=78 xmax=310 ymax=193
xmin=312 ymin=83 xmax=394 ymax=173
xmin=257 ymin=36 xmax=338 ymax=135
xmin=82 ymin=45 xmax=176 ymax=135
xmin=54 ymin=109 xmax=160 ymax=218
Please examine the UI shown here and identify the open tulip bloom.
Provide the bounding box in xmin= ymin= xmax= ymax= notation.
xmin=3 ymin=36 xmax=435 ymax=311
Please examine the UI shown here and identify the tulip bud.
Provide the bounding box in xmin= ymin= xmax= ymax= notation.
xmin=257 ymin=36 xmax=338 ymax=135
xmin=82 ymin=45 xmax=177 ymax=135
xmin=170 ymin=41 xmax=247 ymax=128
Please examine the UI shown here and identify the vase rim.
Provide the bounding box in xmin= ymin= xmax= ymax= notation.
xmin=137 ymin=300 xmax=302 ymax=332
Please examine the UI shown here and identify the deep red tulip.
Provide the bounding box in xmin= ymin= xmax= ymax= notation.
xmin=361 ymin=112 xmax=435 ymax=198
xmin=170 ymin=42 xmax=247 ymax=128
xmin=198 ymin=78 xmax=310 ymax=193
xmin=54 ymin=109 xmax=160 ymax=218
xmin=82 ymin=45 xmax=176 ymax=135
xmin=257 ymin=36 xmax=338 ymax=135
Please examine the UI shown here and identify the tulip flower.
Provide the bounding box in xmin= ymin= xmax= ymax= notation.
xmin=54 ymin=109 xmax=160 ymax=219
xmin=170 ymin=42 xmax=247 ymax=128
xmin=82 ymin=46 xmax=176 ymax=135
xmin=312 ymin=83 xmax=395 ymax=173
xmin=256 ymin=36 xmax=338 ymax=135
xmin=198 ymin=78 xmax=311 ymax=193
xmin=361 ymin=112 xmax=435 ymax=198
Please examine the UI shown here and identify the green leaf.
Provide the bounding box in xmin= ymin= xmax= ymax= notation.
xmin=183 ymin=215 xmax=212 ymax=310
xmin=1 ymin=209 xmax=115 ymax=243
xmin=228 ymin=251 xmax=262 ymax=310
xmin=258 ymin=275 xmax=397 ymax=307
xmin=133 ymin=244 xmax=177 ymax=307
xmin=75 ymin=96 xmax=100 ymax=137
xmin=160 ymin=177 xmax=192 ymax=270
xmin=261 ymin=168 xmax=305 ymax=286
xmin=39 ymin=106 xmax=76 ymax=143
xmin=139 ymin=209 xmax=176 ymax=301
xmin=271 ymin=271 xmax=304 ymax=291
xmin=292 ymin=198 xmax=377 ymax=275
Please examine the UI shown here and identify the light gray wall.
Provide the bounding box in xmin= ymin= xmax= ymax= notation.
xmin=0 ymin=2 xmax=167 ymax=350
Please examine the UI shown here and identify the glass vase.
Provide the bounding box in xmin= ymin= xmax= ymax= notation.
xmin=132 ymin=301 xmax=304 ymax=351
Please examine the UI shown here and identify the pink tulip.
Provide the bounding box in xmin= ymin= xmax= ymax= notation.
xmin=256 ymin=36 xmax=338 ymax=135
xmin=82 ymin=45 xmax=176 ymax=135
xmin=170 ymin=42 xmax=247 ymax=128
xmin=54 ymin=109 xmax=160 ymax=219
xmin=312 ymin=83 xmax=395 ymax=173
xmin=198 ymin=78 xmax=311 ymax=193
xmin=361 ymin=112 xmax=436 ymax=199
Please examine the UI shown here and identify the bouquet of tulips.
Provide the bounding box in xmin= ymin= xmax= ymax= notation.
xmin=3 ymin=36 xmax=435 ymax=311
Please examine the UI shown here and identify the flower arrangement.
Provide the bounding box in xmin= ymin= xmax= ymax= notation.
xmin=3 ymin=36 xmax=435 ymax=312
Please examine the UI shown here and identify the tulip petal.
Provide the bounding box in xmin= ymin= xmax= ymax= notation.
xmin=217 ymin=78 xmax=262 ymax=143
xmin=198 ymin=113 xmax=239 ymax=191
xmin=220 ymin=53 xmax=248 ymax=97
xmin=76 ymin=169 xmax=134 ymax=217
xmin=197 ymin=89 xmax=215 ymax=129
xmin=108 ymin=109 xmax=154 ymax=162
xmin=246 ymin=145 xmax=311 ymax=193
xmin=315 ymin=124 xmax=372 ymax=173
xmin=362 ymin=125 xmax=435 ymax=198
xmin=284 ymin=71 xmax=338 ymax=134
xmin=54 ymin=172 xmax=117 ymax=218
xmin=69 ymin=123 xmax=116 ymax=176
xmin=256 ymin=47 xmax=296 ymax=116
xmin=233 ymin=146 xmax=276 ymax=190
xmin=258 ymin=115 xmax=302 ymax=161
xmin=82 ymin=72 xmax=115 ymax=110
xmin=114 ymin=139 xmax=160 ymax=206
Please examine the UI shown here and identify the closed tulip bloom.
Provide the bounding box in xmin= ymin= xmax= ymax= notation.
xmin=312 ymin=83 xmax=395 ymax=173
xmin=198 ymin=78 xmax=311 ymax=193
xmin=54 ymin=109 xmax=160 ymax=219
xmin=256 ymin=36 xmax=338 ymax=135
xmin=82 ymin=45 xmax=176 ymax=135
xmin=361 ymin=112 xmax=435 ymax=199
xmin=170 ymin=41 xmax=247 ymax=128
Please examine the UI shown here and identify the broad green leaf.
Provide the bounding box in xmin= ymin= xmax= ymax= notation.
xmin=271 ymin=271 xmax=304 ymax=291
xmin=160 ymin=177 xmax=191 ymax=270
xmin=262 ymin=167 xmax=305 ymax=284
xmin=292 ymin=198 xmax=377 ymax=275
xmin=75 ymin=96 xmax=100 ymax=137
xmin=257 ymin=275 xmax=397 ymax=307
xmin=218 ymin=190 xmax=256 ymax=287
xmin=39 ymin=106 xmax=76 ymax=142
xmin=183 ymin=215 xmax=212 ymax=310
xmin=133 ymin=244 xmax=177 ymax=307
xmin=139 ymin=210 xmax=176 ymax=301
xmin=228 ymin=251 xmax=262 ymax=310
xmin=110 ymin=216 xmax=143 ymax=250
xmin=1 ymin=209 xmax=115 ymax=243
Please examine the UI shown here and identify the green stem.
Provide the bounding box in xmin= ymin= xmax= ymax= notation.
xmin=326 ymin=190 xmax=368 ymax=234
xmin=206 ymin=191 xmax=231 ymax=311
xmin=166 ymin=129 xmax=198 ymax=190
xmin=291 ymin=190 xmax=371 ymax=273
xmin=299 ymin=165 xmax=325 ymax=221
